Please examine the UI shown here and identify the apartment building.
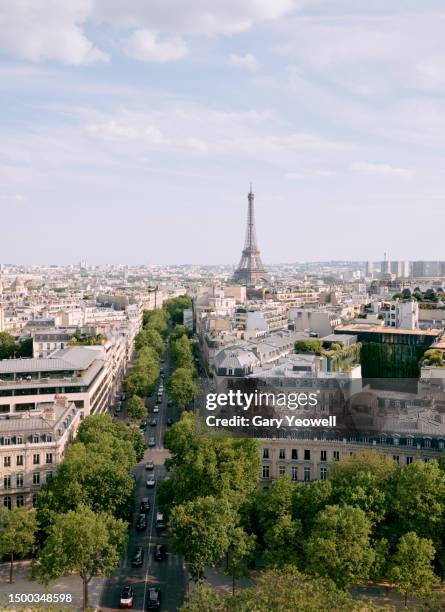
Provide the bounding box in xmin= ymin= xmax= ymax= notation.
xmin=0 ymin=346 xmax=110 ymax=417
xmin=0 ymin=398 xmax=81 ymax=509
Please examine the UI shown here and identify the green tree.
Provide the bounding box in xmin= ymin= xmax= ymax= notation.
xmin=387 ymin=460 xmax=445 ymax=543
xmin=135 ymin=327 xmax=163 ymax=356
xmin=233 ymin=566 xmax=360 ymax=612
xmin=305 ymin=505 xmax=375 ymax=589
xmin=292 ymin=480 xmax=333 ymax=535
xmin=263 ymin=514 xmax=302 ymax=567
xmin=170 ymin=324 xmax=192 ymax=342
xmin=127 ymin=395 xmax=147 ymax=422
xmin=170 ymin=496 xmax=236 ymax=580
xmin=329 ymin=452 xmax=396 ymax=524
xmin=163 ymin=295 xmax=192 ymax=324
xmin=294 ymin=339 xmax=324 ymax=355
xmin=76 ymin=413 xmax=145 ymax=462
xmin=0 ymin=507 xmax=37 ymax=583
xmin=171 ymin=335 xmax=194 ymax=370
xmin=389 ymin=532 xmax=436 ymax=607
xmin=0 ymin=332 xmax=18 ymax=359
xmin=167 ymin=367 xmax=196 ymax=408
xmin=162 ymin=414 xmax=260 ymax=508
xmin=144 ymin=308 xmax=168 ymax=337
xmin=180 ymin=583 xmax=226 ymax=612
xmin=34 ymin=505 xmax=127 ymax=611
xmin=225 ymin=527 xmax=256 ymax=595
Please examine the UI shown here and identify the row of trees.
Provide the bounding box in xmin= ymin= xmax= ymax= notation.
xmin=124 ymin=308 xmax=167 ymax=398
xmin=162 ymin=296 xmax=196 ymax=410
xmin=165 ymin=414 xmax=444 ymax=608
xmin=1 ymin=414 xmax=144 ymax=611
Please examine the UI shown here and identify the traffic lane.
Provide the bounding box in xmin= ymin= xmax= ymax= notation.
xmin=100 ymin=461 xmax=157 ymax=611
xmin=142 ymin=463 xmax=187 ymax=612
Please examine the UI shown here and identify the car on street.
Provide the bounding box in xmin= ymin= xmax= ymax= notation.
xmin=166 ymin=418 xmax=174 ymax=427
xmin=139 ymin=421 xmax=147 ymax=431
xmin=146 ymin=587 xmax=161 ymax=609
xmin=140 ymin=497 xmax=151 ymax=512
xmin=153 ymin=406 xmax=159 ymax=413
xmin=154 ymin=544 xmax=167 ymax=561
xmin=146 ymin=477 xmax=156 ymax=488
xmin=131 ymin=546 xmax=144 ymax=568
xmin=148 ymin=437 xmax=156 ymax=447
xmin=121 ymin=393 xmax=126 ymax=401
xmin=149 ymin=418 xmax=157 ymax=427
xmin=156 ymin=396 xmax=162 ymax=404
xmin=160 ymin=358 xmax=165 ymax=363
xmin=119 ymin=586 xmax=134 ymax=608
xmin=136 ymin=513 xmax=147 ymax=530
xmin=156 ymin=512 xmax=165 ymax=530
xmin=145 ymin=460 xmax=154 ymax=471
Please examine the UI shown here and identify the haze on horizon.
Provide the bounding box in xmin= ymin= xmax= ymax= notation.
xmin=1 ymin=1 xmax=445 ymax=266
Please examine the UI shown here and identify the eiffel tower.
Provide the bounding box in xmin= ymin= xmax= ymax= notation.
xmin=232 ymin=186 xmax=268 ymax=285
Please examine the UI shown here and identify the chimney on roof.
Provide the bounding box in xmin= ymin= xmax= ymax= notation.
xmin=54 ymin=394 xmax=68 ymax=408
xmin=43 ymin=406 xmax=56 ymax=421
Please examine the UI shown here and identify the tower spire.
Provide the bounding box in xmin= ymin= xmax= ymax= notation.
xmin=232 ymin=186 xmax=268 ymax=285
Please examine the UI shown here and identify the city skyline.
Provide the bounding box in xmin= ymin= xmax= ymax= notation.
xmin=2 ymin=1 xmax=445 ymax=264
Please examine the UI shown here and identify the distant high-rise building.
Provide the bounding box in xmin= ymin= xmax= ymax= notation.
xmin=233 ymin=186 xmax=268 ymax=285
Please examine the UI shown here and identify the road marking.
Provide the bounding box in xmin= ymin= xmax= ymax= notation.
xmin=142 ymin=474 xmax=157 ymax=611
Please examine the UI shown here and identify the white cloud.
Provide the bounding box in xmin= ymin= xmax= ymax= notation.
xmin=351 ymin=162 xmax=412 ymax=178
xmin=92 ymin=0 xmax=301 ymax=36
xmin=124 ymin=29 xmax=187 ymax=62
xmin=230 ymin=53 xmax=259 ymax=72
xmin=0 ymin=0 xmax=108 ymax=65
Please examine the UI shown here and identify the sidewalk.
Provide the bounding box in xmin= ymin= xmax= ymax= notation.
xmin=0 ymin=560 xmax=104 ymax=611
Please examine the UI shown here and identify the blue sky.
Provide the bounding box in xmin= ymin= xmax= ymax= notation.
xmin=1 ymin=0 xmax=445 ymax=265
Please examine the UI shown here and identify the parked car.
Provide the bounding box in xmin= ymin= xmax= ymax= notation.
xmin=148 ymin=437 xmax=156 ymax=447
xmin=153 ymin=406 xmax=159 ymax=413
xmin=154 ymin=544 xmax=167 ymax=562
xmin=136 ymin=513 xmax=147 ymax=531
xmin=146 ymin=477 xmax=156 ymax=488
xmin=149 ymin=418 xmax=157 ymax=427
xmin=145 ymin=460 xmax=154 ymax=471
xmin=156 ymin=396 xmax=162 ymax=405
xmin=131 ymin=546 xmax=144 ymax=568
xmin=156 ymin=512 xmax=165 ymax=530
xmin=140 ymin=497 xmax=151 ymax=512
xmin=166 ymin=418 xmax=174 ymax=427
xmin=119 ymin=586 xmax=134 ymax=608
xmin=146 ymin=587 xmax=161 ymax=609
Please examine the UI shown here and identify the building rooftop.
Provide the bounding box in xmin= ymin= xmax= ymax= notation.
xmin=336 ymin=324 xmax=441 ymax=337
xmin=0 ymin=346 xmax=103 ymax=375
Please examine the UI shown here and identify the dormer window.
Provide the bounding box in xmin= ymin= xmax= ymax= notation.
xmin=32 ymin=435 xmax=39 ymax=443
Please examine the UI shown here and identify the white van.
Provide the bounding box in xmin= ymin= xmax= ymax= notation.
xmin=156 ymin=512 xmax=165 ymax=529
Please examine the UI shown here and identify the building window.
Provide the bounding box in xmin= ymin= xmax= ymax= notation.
xmin=33 ymin=454 xmax=40 ymax=465
xmin=291 ymin=449 xmax=298 ymax=460
xmin=393 ymin=455 xmax=399 ymax=463
xmin=291 ymin=466 xmax=298 ymax=481
xmin=304 ymin=450 xmax=311 ymax=461
xmin=262 ymin=465 xmax=270 ymax=479
xmin=3 ymin=437 xmax=10 ymax=446
xmin=333 ymin=451 xmax=340 ymax=461
xmin=3 ymin=496 xmax=11 ymax=510
xmin=33 ymin=472 xmax=40 ymax=486
xmin=16 ymin=455 xmax=24 ymax=466
xmin=304 ymin=467 xmax=311 ymax=482
xmin=16 ymin=474 xmax=23 ymax=488
xmin=406 ymin=438 xmax=413 ymax=446
xmin=16 ymin=495 xmax=24 ymax=508
xmin=320 ymin=450 xmax=327 ymax=462
xmin=32 ymin=435 xmax=39 ymax=444
xmin=279 ymin=465 xmax=286 ymax=476
xmin=320 ymin=467 xmax=328 ymax=480
xmin=406 ymin=456 xmax=413 ymax=465
xmin=424 ymin=439 xmax=431 ymax=448
xmin=279 ymin=449 xmax=286 ymax=460
xmin=3 ymin=456 xmax=11 ymax=468
xmin=262 ymin=448 xmax=269 ymax=459
xmin=46 ymin=453 xmax=53 ymax=464
xmin=3 ymin=475 xmax=11 ymax=489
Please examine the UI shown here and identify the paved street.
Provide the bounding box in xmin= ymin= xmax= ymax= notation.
xmin=100 ymin=343 xmax=187 ymax=612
